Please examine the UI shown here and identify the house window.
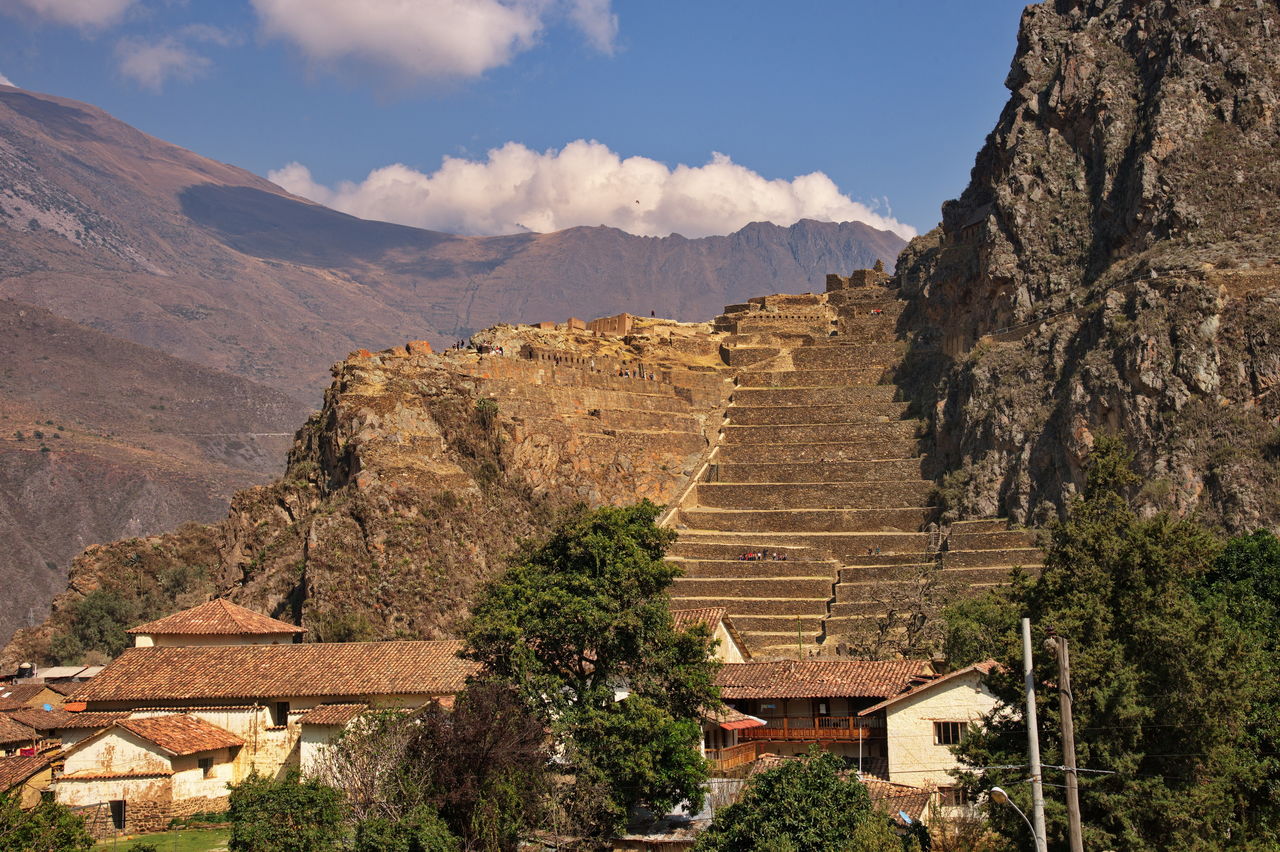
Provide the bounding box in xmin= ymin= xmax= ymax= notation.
xmin=271 ymin=701 xmax=290 ymax=727
xmin=198 ymin=757 xmax=214 ymax=778
xmin=934 ymin=721 xmax=967 ymax=746
xmin=109 ymin=799 xmax=126 ymax=831
xmin=938 ymin=786 xmax=969 ymax=807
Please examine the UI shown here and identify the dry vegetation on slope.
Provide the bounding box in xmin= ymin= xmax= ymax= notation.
xmin=2 ymin=320 xmax=733 ymax=667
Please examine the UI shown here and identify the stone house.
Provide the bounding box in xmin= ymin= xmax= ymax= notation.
xmin=56 ymin=715 xmax=245 ymax=835
xmin=857 ymin=660 xmax=999 ymax=815
xmin=55 ymin=638 xmax=479 ymax=836
xmin=126 ymin=599 xmax=306 ymax=648
xmin=671 ymin=607 xmax=749 ymax=664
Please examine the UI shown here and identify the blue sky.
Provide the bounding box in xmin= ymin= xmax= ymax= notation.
xmin=0 ymin=0 xmax=1028 ymax=239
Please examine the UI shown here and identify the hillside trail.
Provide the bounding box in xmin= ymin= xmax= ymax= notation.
xmin=665 ymin=272 xmax=1041 ymax=659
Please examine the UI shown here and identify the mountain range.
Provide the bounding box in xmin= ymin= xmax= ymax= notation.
xmin=0 ymin=84 xmax=905 ymax=645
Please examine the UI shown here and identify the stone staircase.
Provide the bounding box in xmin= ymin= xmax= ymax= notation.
xmin=667 ymin=275 xmax=1041 ymax=658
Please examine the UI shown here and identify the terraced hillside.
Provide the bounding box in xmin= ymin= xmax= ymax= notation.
xmin=666 ymin=272 xmax=1042 ymax=658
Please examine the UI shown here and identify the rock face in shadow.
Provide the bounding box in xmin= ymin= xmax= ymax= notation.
xmin=895 ymin=0 xmax=1280 ymax=530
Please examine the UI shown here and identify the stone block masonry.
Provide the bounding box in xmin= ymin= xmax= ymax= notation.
xmin=666 ymin=273 xmax=1042 ymax=659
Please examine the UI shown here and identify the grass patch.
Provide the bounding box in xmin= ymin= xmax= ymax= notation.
xmin=93 ymin=826 xmax=229 ymax=852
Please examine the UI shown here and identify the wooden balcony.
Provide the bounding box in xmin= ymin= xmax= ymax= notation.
xmin=736 ymin=716 xmax=873 ymax=743
xmin=706 ymin=741 xmax=759 ymax=771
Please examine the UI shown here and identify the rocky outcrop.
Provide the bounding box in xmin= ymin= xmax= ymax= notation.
xmin=896 ymin=0 xmax=1280 ymax=529
xmin=2 ymin=319 xmax=733 ymax=667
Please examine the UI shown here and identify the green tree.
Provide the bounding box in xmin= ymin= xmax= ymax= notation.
xmin=693 ymin=751 xmax=912 ymax=852
xmin=0 ymin=793 xmax=94 ymax=852
xmin=944 ymin=438 xmax=1280 ymax=851
xmin=464 ymin=501 xmax=719 ymax=835
xmin=49 ymin=589 xmax=140 ymax=664
xmin=227 ymin=771 xmax=345 ymax=852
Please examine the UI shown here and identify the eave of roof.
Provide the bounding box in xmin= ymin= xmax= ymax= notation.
xmin=857 ymin=660 xmax=999 ymax=716
xmin=75 ymin=639 xmax=479 ymax=704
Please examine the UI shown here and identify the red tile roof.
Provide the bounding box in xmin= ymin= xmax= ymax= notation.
xmin=863 ymin=778 xmax=933 ymax=823
xmin=76 ymin=640 xmax=479 ymax=704
xmin=716 ymin=660 xmax=934 ymax=700
xmin=0 ymin=683 xmax=53 ymax=711
xmin=672 ymin=607 xmax=726 ymax=632
xmin=0 ymin=713 xmax=36 ymax=746
xmin=0 ymin=754 xmax=53 ymax=792
xmin=300 ymin=703 xmax=369 ymax=726
xmin=703 ymin=705 xmax=766 ymax=731
xmin=116 ymin=715 xmax=244 ymax=756
xmin=127 ymin=599 xmax=306 ymax=636
xmin=4 ymin=708 xmax=79 ymax=731
xmin=55 ymin=711 xmax=129 ymax=730
xmin=857 ymin=660 xmax=999 ymax=716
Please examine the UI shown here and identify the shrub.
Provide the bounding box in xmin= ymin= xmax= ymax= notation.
xmin=228 ymin=771 xmax=345 ymax=852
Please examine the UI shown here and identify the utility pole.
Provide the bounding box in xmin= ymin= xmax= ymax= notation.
xmin=1050 ymin=634 xmax=1085 ymax=852
xmin=1022 ymin=618 xmax=1048 ymax=852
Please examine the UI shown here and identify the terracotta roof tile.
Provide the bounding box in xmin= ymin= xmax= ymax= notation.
xmin=127 ymin=599 xmax=306 ymax=636
xmin=0 ymin=714 xmax=37 ymax=746
xmin=703 ymin=704 xmax=765 ymax=730
xmin=0 ymin=754 xmax=53 ymax=792
xmin=857 ymin=660 xmax=999 ymax=717
xmin=862 ymin=778 xmax=933 ymax=823
xmin=5 ymin=708 xmax=79 ymax=731
xmin=116 ymin=715 xmax=244 ymax=756
xmin=0 ymin=683 xmax=51 ymax=711
xmin=77 ymin=640 xmax=479 ymax=704
xmin=716 ymin=660 xmax=934 ymax=700
xmin=300 ymin=703 xmax=369 ymax=726
xmin=672 ymin=607 xmax=726 ymax=632
xmin=55 ymin=711 xmax=129 ymax=729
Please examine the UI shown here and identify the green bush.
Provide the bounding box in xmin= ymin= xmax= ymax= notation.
xmin=0 ymin=792 xmax=94 ymax=852
xmin=228 ymin=771 xmax=345 ymax=852
xmin=353 ymin=805 xmax=458 ymax=852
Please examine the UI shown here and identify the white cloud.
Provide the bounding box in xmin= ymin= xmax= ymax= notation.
xmin=270 ymin=141 xmax=916 ymax=240
xmin=250 ymin=0 xmax=615 ymax=79
xmin=116 ymin=36 xmax=211 ymax=92
xmin=0 ymin=71 xmax=15 ymax=87
xmin=567 ymin=0 xmax=617 ymax=55
xmin=1 ymin=0 xmax=134 ymax=28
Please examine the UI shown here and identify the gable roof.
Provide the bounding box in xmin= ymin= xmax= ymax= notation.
xmin=857 ymin=660 xmax=999 ymax=717
xmin=716 ymin=660 xmax=934 ymax=700
xmin=0 ymin=754 xmax=53 ymax=793
xmin=0 ymin=682 xmax=52 ymax=711
xmin=127 ymin=599 xmax=306 ymax=636
xmin=75 ymin=640 xmax=479 ymax=704
xmin=115 ymin=715 xmax=244 ymax=756
xmin=672 ymin=607 xmax=727 ymax=633
xmin=0 ymin=714 xmax=36 ymax=746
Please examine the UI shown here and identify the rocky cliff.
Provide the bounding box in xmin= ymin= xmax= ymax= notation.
xmin=3 ymin=320 xmax=733 ymax=666
xmin=896 ymin=0 xmax=1280 ymax=530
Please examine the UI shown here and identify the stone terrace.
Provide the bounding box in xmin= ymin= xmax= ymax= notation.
xmin=667 ymin=273 xmax=1041 ymax=658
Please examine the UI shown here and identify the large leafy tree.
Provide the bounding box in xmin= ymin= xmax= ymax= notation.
xmin=464 ymin=500 xmax=720 ymax=835
xmin=946 ymin=437 xmax=1280 ymax=851
xmin=693 ymin=751 xmax=913 ymax=852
